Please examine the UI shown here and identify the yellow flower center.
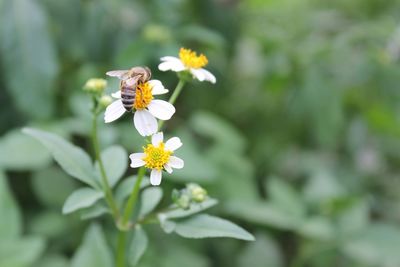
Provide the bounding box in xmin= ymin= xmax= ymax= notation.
xmin=179 ymin=48 xmax=208 ymax=69
xmin=142 ymin=143 xmax=172 ymax=170
xmin=134 ymin=82 xmax=153 ymax=110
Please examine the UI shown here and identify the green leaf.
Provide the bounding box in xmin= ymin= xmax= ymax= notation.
xmin=80 ymin=202 xmax=109 ymax=220
xmin=33 ymin=254 xmax=69 ymax=267
xmin=189 ymin=111 xmax=246 ymax=153
xmin=0 ymin=237 xmax=45 ymax=267
xmin=29 ymin=211 xmax=69 ymax=239
xmin=95 ymin=146 xmax=128 ymax=188
xmin=172 ymin=214 xmax=255 ymax=241
xmin=0 ymin=0 xmax=58 ymax=119
xmin=0 ymin=130 xmax=51 ymax=170
xmin=115 ymin=176 xmax=150 ymax=206
xmin=170 ymin=129 xmax=218 ymax=183
xmin=338 ymin=199 xmax=369 ymax=236
xmin=23 ymin=128 xmax=98 ymax=188
xmin=0 ymin=171 xmax=22 ymax=239
xmin=297 ymin=217 xmax=335 ymax=241
xmin=139 ymin=187 xmax=163 ymax=217
xmin=62 ymin=188 xmax=104 ymax=214
xmin=225 ymin=201 xmax=299 ymax=230
xmin=71 ymin=224 xmax=113 ymax=267
xmin=343 ymin=223 xmax=400 ymax=266
xmin=238 ymin=232 xmax=283 ymax=267
xmin=161 ymin=198 xmax=218 ymax=220
xmin=31 ymin=167 xmax=77 ymax=208
xmin=129 ymin=226 xmax=148 ymax=266
xmin=268 ymin=178 xmax=306 ymax=218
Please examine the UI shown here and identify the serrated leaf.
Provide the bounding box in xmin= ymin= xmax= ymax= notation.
xmin=0 ymin=0 xmax=58 ymax=119
xmin=23 ymin=128 xmax=98 ymax=188
xmin=0 ymin=237 xmax=45 ymax=267
xmin=129 ymin=226 xmax=148 ymax=266
xmin=0 ymin=171 xmax=22 ymax=239
xmin=139 ymin=187 xmax=163 ymax=217
xmin=71 ymin=224 xmax=112 ymax=267
xmin=62 ymin=188 xmax=104 ymax=214
xmin=173 ymin=214 xmax=255 ymax=241
xmin=162 ymin=198 xmax=218 ymax=220
xmin=95 ymin=146 xmax=128 ymax=188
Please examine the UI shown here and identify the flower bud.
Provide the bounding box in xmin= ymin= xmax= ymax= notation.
xmin=83 ymin=78 xmax=107 ymax=94
xmin=172 ymin=189 xmax=191 ymax=210
xmin=187 ymin=183 xmax=207 ymax=203
xmin=99 ymin=95 xmax=112 ymax=109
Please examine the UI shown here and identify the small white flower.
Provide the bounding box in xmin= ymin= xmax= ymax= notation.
xmin=158 ymin=48 xmax=216 ymax=83
xmin=104 ymin=80 xmax=175 ymax=136
xmin=129 ymin=132 xmax=184 ymax=186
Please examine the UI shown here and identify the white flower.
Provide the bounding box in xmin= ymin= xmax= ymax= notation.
xmin=104 ymin=80 xmax=175 ymax=136
xmin=129 ymin=132 xmax=184 ymax=186
xmin=158 ymin=48 xmax=216 ymax=84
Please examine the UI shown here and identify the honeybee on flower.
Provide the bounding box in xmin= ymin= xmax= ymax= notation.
xmin=129 ymin=132 xmax=184 ymax=186
xmin=104 ymin=67 xmax=175 ymax=136
xmin=158 ymin=48 xmax=216 ymax=83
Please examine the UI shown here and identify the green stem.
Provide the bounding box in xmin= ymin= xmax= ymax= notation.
xmin=115 ymin=78 xmax=186 ymax=267
xmin=122 ymin=166 xmax=146 ymax=224
xmin=116 ymin=230 xmax=127 ymax=267
xmin=158 ymin=79 xmax=186 ymax=130
xmin=92 ymin=113 xmax=119 ymax=219
xmin=115 ymin=167 xmax=146 ymax=267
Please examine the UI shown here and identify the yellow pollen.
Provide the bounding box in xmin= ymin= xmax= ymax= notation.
xmin=142 ymin=143 xmax=172 ymax=170
xmin=179 ymin=47 xmax=208 ymax=69
xmin=134 ymin=82 xmax=153 ymax=110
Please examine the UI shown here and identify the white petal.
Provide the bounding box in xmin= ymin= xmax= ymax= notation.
xmin=104 ymin=100 xmax=125 ymax=123
xmin=133 ymin=110 xmax=158 ymax=136
xmin=160 ymin=56 xmax=180 ymax=62
xmin=190 ymin=68 xmax=206 ymax=81
xmin=199 ymin=68 xmax=216 ymax=84
xmin=168 ymin=156 xmax=184 ymax=169
xmin=149 ymin=80 xmax=169 ymax=95
xmin=164 ymin=164 xmax=173 ymax=174
xmin=147 ymin=100 xmax=175 ymax=120
xmin=111 ymin=90 xmax=121 ymax=99
xmin=152 ymin=132 xmax=164 ymax=146
xmin=158 ymin=57 xmax=186 ymax=72
xmin=165 ymin=137 xmax=182 ymax=151
xmin=129 ymin=153 xmax=145 ymax=168
xmin=150 ymin=169 xmax=162 ymax=186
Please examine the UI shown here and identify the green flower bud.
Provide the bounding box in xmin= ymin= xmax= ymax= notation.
xmin=99 ymin=95 xmax=112 ymax=109
xmin=172 ymin=189 xmax=191 ymax=210
xmin=187 ymin=183 xmax=207 ymax=203
xmin=83 ymin=78 xmax=107 ymax=94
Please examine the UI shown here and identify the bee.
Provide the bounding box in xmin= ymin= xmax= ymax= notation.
xmin=106 ymin=66 xmax=152 ymax=111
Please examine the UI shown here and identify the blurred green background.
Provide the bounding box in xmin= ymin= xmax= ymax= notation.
xmin=1 ymin=0 xmax=400 ymax=266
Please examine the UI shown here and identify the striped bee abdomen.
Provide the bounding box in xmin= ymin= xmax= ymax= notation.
xmin=121 ymin=86 xmax=136 ymax=111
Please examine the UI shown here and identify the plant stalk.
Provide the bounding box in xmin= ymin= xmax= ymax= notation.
xmin=92 ymin=112 xmax=119 ymax=219
xmin=158 ymin=79 xmax=186 ymax=130
xmin=116 ymin=166 xmax=146 ymax=267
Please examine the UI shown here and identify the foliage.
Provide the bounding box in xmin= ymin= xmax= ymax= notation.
xmin=1 ymin=0 xmax=400 ymax=266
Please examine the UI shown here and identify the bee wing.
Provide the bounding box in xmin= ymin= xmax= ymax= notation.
xmin=106 ymin=70 xmax=130 ymax=80
xmin=125 ymin=76 xmax=140 ymax=87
